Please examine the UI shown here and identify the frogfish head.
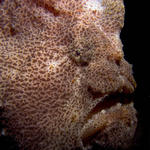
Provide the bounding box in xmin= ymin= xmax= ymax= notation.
xmin=0 ymin=0 xmax=137 ymax=150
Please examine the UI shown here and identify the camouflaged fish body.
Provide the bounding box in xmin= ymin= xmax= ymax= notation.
xmin=0 ymin=0 xmax=137 ymax=149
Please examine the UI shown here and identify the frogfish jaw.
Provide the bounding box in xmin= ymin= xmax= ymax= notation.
xmin=80 ymin=98 xmax=137 ymax=150
xmin=79 ymin=61 xmax=137 ymax=150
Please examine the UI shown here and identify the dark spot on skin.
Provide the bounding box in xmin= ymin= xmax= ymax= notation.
xmin=70 ymin=47 xmax=93 ymax=66
xmin=82 ymin=125 xmax=106 ymax=148
xmin=88 ymin=86 xmax=104 ymax=99
xmin=44 ymin=4 xmax=60 ymax=16
xmin=76 ymin=50 xmax=80 ymax=56
xmin=33 ymin=0 xmax=60 ymax=16
xmin=115 ymin=59 xmax=121 ymax=66
xmin=9 ymin=26 xmax=17 ymax=36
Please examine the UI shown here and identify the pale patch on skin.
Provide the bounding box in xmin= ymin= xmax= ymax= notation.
xmin=83 ymin=0 xmax=104 ymax=11
xmin=46 ymin=56 xmax=68 ymax=73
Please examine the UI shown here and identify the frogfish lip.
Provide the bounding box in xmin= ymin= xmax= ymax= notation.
xmin=80 ymin=93 xmax=137 ymax=149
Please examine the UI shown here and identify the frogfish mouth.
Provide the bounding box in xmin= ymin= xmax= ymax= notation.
xmin=81 ymin=93 xmax=137 ymax=149
xmin=0 ymin=0 xmax=137 ymax=150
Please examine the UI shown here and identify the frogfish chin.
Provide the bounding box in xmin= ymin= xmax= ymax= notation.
xmin=0 ymin=0 xmax=137 ymax=150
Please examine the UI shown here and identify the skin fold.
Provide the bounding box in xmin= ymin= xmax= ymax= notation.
xmin=0 ymin=0 xmax=137 ymax=149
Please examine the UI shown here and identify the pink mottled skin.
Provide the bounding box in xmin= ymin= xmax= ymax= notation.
xmin=0 ymin=0 xmax=137 ymax=150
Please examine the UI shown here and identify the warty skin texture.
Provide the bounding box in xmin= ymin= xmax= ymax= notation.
xmin=0 ymin=0 xmax=137 ymax=150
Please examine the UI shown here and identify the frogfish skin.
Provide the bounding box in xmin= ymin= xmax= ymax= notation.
xmin=0 ymin=0 xmax=137 ymax=150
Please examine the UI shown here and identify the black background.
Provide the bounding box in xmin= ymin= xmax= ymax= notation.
xmin=0 ymin=0 xmax=150 ymax=150
xmin=121 ymin=1 xmax=150 ymax=150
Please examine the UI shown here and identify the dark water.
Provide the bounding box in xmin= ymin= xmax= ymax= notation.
xmin=121 ymin=1 xmax=150 ymax=150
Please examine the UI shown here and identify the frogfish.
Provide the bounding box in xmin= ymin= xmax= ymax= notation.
xmin=0 ymin=0 xmax=137 ymax=149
